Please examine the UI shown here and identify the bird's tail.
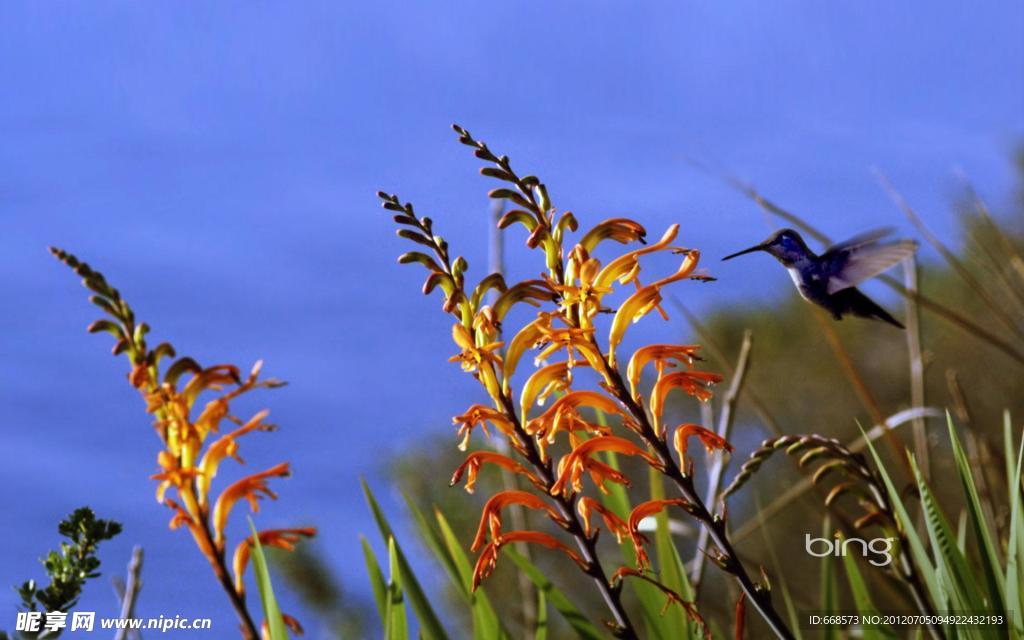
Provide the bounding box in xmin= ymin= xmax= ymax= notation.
xmin=835 ymin=288 xmax=905 ymax=329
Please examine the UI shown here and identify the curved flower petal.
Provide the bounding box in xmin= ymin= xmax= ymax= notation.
xmin=472 ymin=531 xmax=587 ymax=590
xmin=452 ymin=405 xmax=516 ymax=451
xmin=471 ymin=490 xmax=565 ymax=551
xmin=608 ymin=252 xmax=701 ymax=366
xmin=232 ymin=527 xmax=316 ymax=596
xmin=594 ymin=224 xmax=680 ymax=290
xmin=577 ymin=496 xmax=629 ymax=543
xmin=672 ymin=423 xmax=733 ymax=464
xmin=450 ymin=452 xmax=544 ymax=494
xmin=580 ymin=218 xmax=647 ymax=253
xmin=551 ymin=435 xmax=660 ymax=497
xmin=649 ymin=371 xmax=723 ymax=435
xmin=211 ymin=462 xmax=291 ymax=548
xmin=627 ymin=499 xmax=690 ymax=569
xmin=626 ymin=345 xmax=702 ymax=399
xmin=611 ymin=567 xmax=707 ymax=635
xmin=196 ymin=409 xmax=273 ymax=506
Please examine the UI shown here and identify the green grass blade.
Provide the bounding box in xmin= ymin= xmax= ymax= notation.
xmin=535 ymin=585 xmax=549 ymax=640
xmin=361 ymin=479 xmax=449 ymax=640
xmin=819 ymin=517 xmax=838 ymax=640
xmin=434 ymin=507 xmax=503 ymax=639
xmin=601 ymin=453 xmax=667 ymax=640
xmin=648 ymin=467 xmax=699 ymax=639
xmin=911 ymin=455 xmax=989 ymax=615
xmin=505 ymin=548 xmax=605 ymax=640
xmin=1004 ymin=414 xmax=1024 ymax=637
xmin=947 ymin=414 xmax=1006 ymax=611
xmin=860 ymin=426 xmax=944 ymax=608
xmin=361 ymin=536 xmax=388 ymax=624
xmin=248 ymin=518 xmax=289 ymax=640
xmin=839 ymin=532 xmax=897 ymax=639
xmin=386 ymin=537 xmax=410 ymax=640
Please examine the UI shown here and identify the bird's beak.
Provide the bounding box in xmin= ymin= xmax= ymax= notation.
xmin=721 ymin=243 xmax=766 ymax=261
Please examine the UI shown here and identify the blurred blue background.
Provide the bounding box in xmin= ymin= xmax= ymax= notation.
xmin=2 ymin=1 xmax=1021 ymax=636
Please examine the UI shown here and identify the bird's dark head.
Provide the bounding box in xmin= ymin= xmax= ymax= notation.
xmin=722 ymin=228 xmax=811 ymax=265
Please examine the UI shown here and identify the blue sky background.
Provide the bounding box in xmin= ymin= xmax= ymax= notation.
xmin=2 ymin=1 xmax=1022 ymax=636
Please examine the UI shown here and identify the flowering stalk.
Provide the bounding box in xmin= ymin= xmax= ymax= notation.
xmin=446 ymin=125 xmax=795 ymax=638
xmin=379 ymin=191 xmax=643 ymax=637
xmin=51 ymin=248 xmax=314 ymax=640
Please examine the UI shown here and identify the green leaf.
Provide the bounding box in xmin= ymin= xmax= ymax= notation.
xmin=361 ymin=536 xmax=388 ymax=624
xmin=911 ymin=455 xmax=989 ymax=617
xmin=819 ymin=517 xmax=838 ymax=640
xmin=648 ymin=468 xmax=699 ymax=639
xmin=839 ymin=532 xmax=897 ymax=639
xmin=247 ymin=518 xmax=289 ymax=640
xmin=361 ymin=480 xmax=449 ymax=640
xmin=1003 ymin=413 xmax=1024 ymax=636
xmin=505 ymin=548 xmax=605 ymax=640
xmin=947 ymin=414 xmax=1006 ymax=612
xmin=386 ymin=537 xmax=410 ymax=640
xmin=435 ymin=508 xmax=503 ymax=639
xmin=535 ymin=586 xmax=549 ymax=640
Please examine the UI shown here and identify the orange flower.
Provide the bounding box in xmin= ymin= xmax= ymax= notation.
xmin=472 ymin=531 xmax=587 ymax=590
xmin=196 ymin=409 xmax=274 ymax=507
xmin=607 ymin=251 xmax=700 ymax=366
xmin=232 ymin=528 xmax=316 ymax=595
xmin=450 ymin=451 xmax=544 ymax=494
xmin=449 ymin=323 xmax=504 ymax=403
xmin=672 ymin=424 xmax=733 ymax=464
xmin=551 ymin=435 xmax=660 ymax=497
xmin=471 ymin=491 xmax=566 ymax=551
xmin=452 ymin=405 xmax=516 ymax=451
xmin=626 ymin=345 xmax=703 ymax=400
xmin=593 ymin=224 xmax=680 ymax=291
xmin=525 ymin=391 xmax=623 ymax=457
xmin=627 ymin=499 xmax=690 ymax=569
xmin=577 ymin=496 xmax=629 ymax=543
xmin=519 ymin=361 xmax=585 ymax=419
xmin=212 ymin=463 xmax=291 ymax=548
xmin=649 ymin=371 xmax=723 ymax=435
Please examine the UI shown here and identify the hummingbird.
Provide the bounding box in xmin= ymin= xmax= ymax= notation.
xmin=722 ymin=227 xmax=917 ymax=329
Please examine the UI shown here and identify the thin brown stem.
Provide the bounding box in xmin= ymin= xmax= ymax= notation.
xmin=196 ymin=503 xmax=259 ymax=640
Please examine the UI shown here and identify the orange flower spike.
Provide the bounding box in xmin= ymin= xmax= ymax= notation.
xmin=472 ymin=531 xmax=588 ymax=590
xmin=232 ymin=528 xmax=316 ymax=595
xmin=673 ymin=423 xmax=733 ymax=465
xmin=211 ymin=462 xmax=291 ymax=548
xmin=577 ymin=496 xmax=629 ymax=542
xmin=196 ymin=409 xmax=273 ymax=506
xmin=470 ymin=490 xmax=566 ymax=551
xmin=452 ymin=405 xmax=515 ymax=451
xmin=450 ymin=451 xmax=543 ymax=494
xmin=649 ymin=371 xmax=724 ymax=435
xmin=627 ymin=499 xmax=690 ymax=569
xmin=626 ymin=345 xmax=703 ymax=399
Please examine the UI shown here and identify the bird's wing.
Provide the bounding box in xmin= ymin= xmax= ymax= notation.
xmin=824 ymin=231 xmax=917 ymax=294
